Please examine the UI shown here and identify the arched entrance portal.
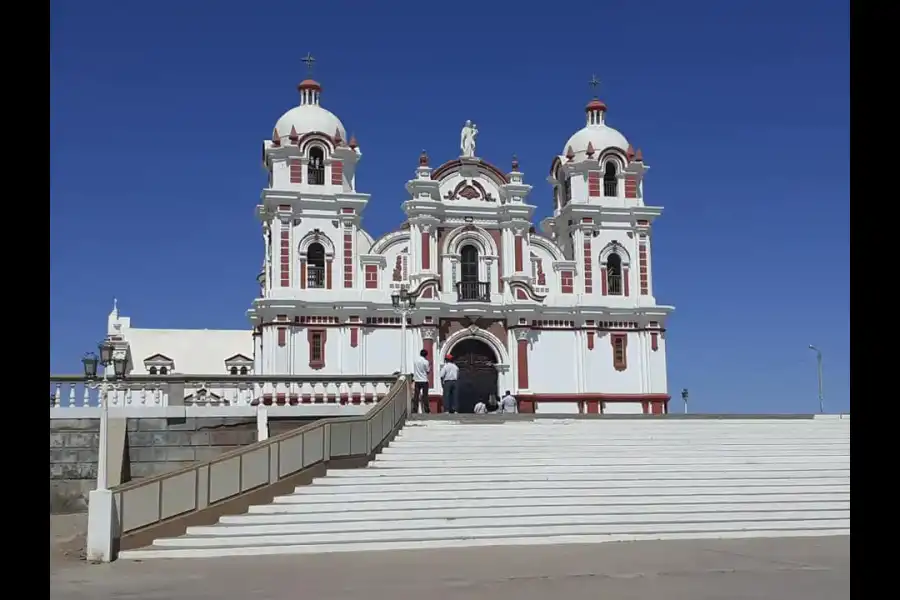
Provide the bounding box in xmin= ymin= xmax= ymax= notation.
xmin=449 ymin=338 xmax=499 ymax=413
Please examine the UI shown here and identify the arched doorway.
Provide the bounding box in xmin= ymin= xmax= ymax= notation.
xmin=449 ymin=338 xmax=498 ymax=413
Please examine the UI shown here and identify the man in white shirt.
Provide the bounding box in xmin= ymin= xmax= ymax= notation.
xmin=499 ymin=390 xmax=518 ymax=414
xmin=411 ymin=349 xmax=431 ymax=414
xmin=439 ymin=354 xmax=460 ymax=414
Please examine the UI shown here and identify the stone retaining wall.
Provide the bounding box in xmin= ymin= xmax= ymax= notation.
xmin=50 ymin=416 xmax=316 ymax=513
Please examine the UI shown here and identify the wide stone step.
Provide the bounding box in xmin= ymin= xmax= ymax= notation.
xmin=309 ymin=471 xmax=850 ymax=487
xmin=234 ymin=499 xmax=849 ymax=522
xmin=119 ymin=526 xmax=850 ymax=560
xmin=144 ymin=516 xmax=851 ymax=549
xmin=382 ymin=442 xmax=848 ymax=453
xmin=332 ymin=462 xmax=849 ymax=478
xmin=268 ymin=489 xmax=849 ymax=509
xmin=374 ymin=450 xmax=849 ymax=463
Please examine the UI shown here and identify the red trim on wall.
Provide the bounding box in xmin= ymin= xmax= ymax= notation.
xmin=277 ymin=327 xmax=286 ymax=347
xmin=364 ymin=264 xmax=378 ymax=289
xmin=651 ymin=332 xmax=659 ymax=351
xmin=308 ymin=328 xmax=327 ymax=370
xmin=350 ymin=327 xmax=359 ymax=348
xmin=611 ymin=333 xmax=628 ymax=371
xmin=514 ymin=236 xmax=523 ymax=272
xmin=586 ymin=331 xmax=595 ymax=351
xmin=639 ymin=243 xmax=649 ymax=295
xmin=289 ymin=159 xmax=302 ymax=184
xmin=600 ymin=267 xmax=608 ymax=295
xmin=299 ymin=261 xmax=307 ymax=290
xmin=424 ymin=338 xmax=434 ymax=387
xmin=583 ymin=238 xmax=593 ymax=293
xmin=561 ymin=270 xmax=574 ymax=294
xmin=526 ymin=393 xmax=670 ymax=403
xmin=624 ymin=175 xmax=637 ymax=199
xmin=623 ymin=267 xmax=630 ymax=296
xmin=421 ymin=232 xmax=430 ymax=270
xmin=331 ymin=160 xmax=343 ymax=185
xmin=326 ymin=259 xmax=333 ymax=289
xmin=517 ymin=337 xmax=530 ymax=389
xmin=343 ymin=232 xmax=353 ymax=288
xmin=588 ymin=171 xmax=601 ymax=197
xmin=280 ymin=228 xmax=290 ymax=287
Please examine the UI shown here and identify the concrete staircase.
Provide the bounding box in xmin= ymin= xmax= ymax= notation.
xmin=119 ymin=416 xmax=850 ymax=559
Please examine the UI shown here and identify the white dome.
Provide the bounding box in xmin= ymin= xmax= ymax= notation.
xmin=274 ymin=104 xmax=346 ymax=141
xmin=563 ymin=124 xmax=629 ymax=161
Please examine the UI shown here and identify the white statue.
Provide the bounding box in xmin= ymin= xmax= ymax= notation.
xmin=460 ymin=120 xmax=478 ymax=158
xmin=263 ymin=221 xmax=272 ymax=289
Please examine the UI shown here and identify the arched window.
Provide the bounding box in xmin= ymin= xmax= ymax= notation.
xmin=457 ymin=244 xmax=487 ymax=301
xmin=563 ymin=177 xmax=572 ymax=205
xmin=148 ymin=367 xmax=158 ymax=375
xmin=159 ymin=366 xmax=168 ymax=375
xmin=460 ymin=245 xmax=479 ymax=283
xmin=307 ymin=242 xmax=326 ymax=288
xmin=308 ymin=147 xmax=325 ymax=185
xmin=603 ymin=162 xmax=618 ymax=197
xmin=239 ymin=366 xmax=248 ymax=375
xmin=607 ymin=252 xmax=623 ymax=295
xmin=230 ymin=366 xmax=238 ymax=375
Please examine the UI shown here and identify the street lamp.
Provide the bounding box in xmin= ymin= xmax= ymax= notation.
xmin=82 ymin=340 xmax=128 ymax=491
xmin=391 ymin=285 xmax=418 ymax=379
xmin=681 ymin=388 xmax=689 ymax=414
xmin=808 ymin=345 xmax=824 ymax=414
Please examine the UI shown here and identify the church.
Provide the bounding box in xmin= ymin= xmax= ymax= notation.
xmin=103 ymin=67 xmax=675 ymax=415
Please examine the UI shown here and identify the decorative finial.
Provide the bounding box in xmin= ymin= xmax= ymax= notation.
xmin=419 ymin=150 xmax=429 ymax=166
xmin=635 ymin=148 xmax=644 ymax=162
xmin=113 ymin=297 xmax=118 ymax=312
xmin=511 ymin=154 xmax=519 ymax=171
xmin=588 ymin=74 xmax=601 ymax=92
xmin=348 ymin=134 xmax=358 ymax=149
xmin=301 ymin=52 xmax=316 ymax=75
xmin=333 ymin=127 xmax=343 ymax=146
xmin=565 ymin=146 xmax=575 ymax=162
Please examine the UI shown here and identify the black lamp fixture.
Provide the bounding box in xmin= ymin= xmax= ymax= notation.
xmin=82 ymin=340 xmax=128 ymax=380
xmin=681 ymin=388 xmax=689 ymax=402
xmin=391 ymin=286 xmax=416 ymax=310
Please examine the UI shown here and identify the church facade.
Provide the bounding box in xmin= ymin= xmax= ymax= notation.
xmin=105 ymin=73 xmax=675 ymax=415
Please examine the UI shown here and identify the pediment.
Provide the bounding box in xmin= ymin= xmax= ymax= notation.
xmin=184 ymin=388 xmax=222 ymax=402
xmin=143 ymin=353 xmax=174 ymax=364
xmin=223 ymin=353 xmax=253 ymax=365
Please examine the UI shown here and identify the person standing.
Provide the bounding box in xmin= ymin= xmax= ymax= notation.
xmin=411 ymin=349 xmax=431 ymax=414
xmin=439 ymin=354 xmax=460 ymax=414
xmin=499 ymin=390 xmax=518 ymax=414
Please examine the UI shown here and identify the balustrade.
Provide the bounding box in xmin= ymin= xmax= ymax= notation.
xmin=49 ymin=374 xmax=396 ymax=410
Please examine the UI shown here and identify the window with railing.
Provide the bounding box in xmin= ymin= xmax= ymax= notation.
xmin=307 ymin=242 xmax=326 ymax=288
xmin=606 ymin=252 xmax=623 ymax=295
xmin=457 ymin=244 xmax=490 ymax=301
xmin=603 ymin=161 xmax=618 ymax=197
xmin=308 ymin=147 xmax=325 ymax=185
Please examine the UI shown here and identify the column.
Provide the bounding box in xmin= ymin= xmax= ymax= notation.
xmin=514 ymin=328 xmax=530 ymax=391
xmin=421 ymin=326 xmax=437 ymax=413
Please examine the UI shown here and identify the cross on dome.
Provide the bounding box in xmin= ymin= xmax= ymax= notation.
xmin=301 ymin=52 xmax=316 ymax=75
xmin=588 ymin=74 xmax=600 ymax=91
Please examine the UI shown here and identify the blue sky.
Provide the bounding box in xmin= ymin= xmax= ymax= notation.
xmin=50 ymin=0 xmax=849 ymax=414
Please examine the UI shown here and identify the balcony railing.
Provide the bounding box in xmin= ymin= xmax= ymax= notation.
xmin=49 ymin=374 xmax=397 ymax=415
xmin=604 ymin=181 xmax=618 ymax=197
xmin=307 ymin=265 xmax=325 ymax=288
xmin=456 ymin=281 xmax=491 ymax=302
xmin=308 ymin=166 xmax=325 ymax=185
xmin=607 ymin=274 xmax=623 ymax=295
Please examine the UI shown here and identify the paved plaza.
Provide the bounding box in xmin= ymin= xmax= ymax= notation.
xmin=51 ymin=515 xmax=848 ymax=600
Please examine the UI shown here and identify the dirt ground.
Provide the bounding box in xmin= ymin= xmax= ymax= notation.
xmin=49 ymin=516 xmax=849 ymax=600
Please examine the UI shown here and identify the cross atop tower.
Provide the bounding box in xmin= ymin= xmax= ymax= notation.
xmin=588 ymin=74 xmax=601 ymax=92
xmin=302 ymin=52 xmax=316 ymax=75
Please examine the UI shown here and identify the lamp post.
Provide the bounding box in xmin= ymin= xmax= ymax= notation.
xmin=83 ymin=339 xmax=128 ymax=562
xmin=681 ymin=388 xmax=689 ymax=414
xmin=391 ymin=286 xmax=418 ymax=413
xmin=808 ymin=345 xmax=824 ymax=414
xmin=82 ymin=340 xmax=128 ymax=491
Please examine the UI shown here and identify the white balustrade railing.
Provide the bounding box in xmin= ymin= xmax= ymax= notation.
xmin=49 ymin=375 xmax=397 ymax=410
